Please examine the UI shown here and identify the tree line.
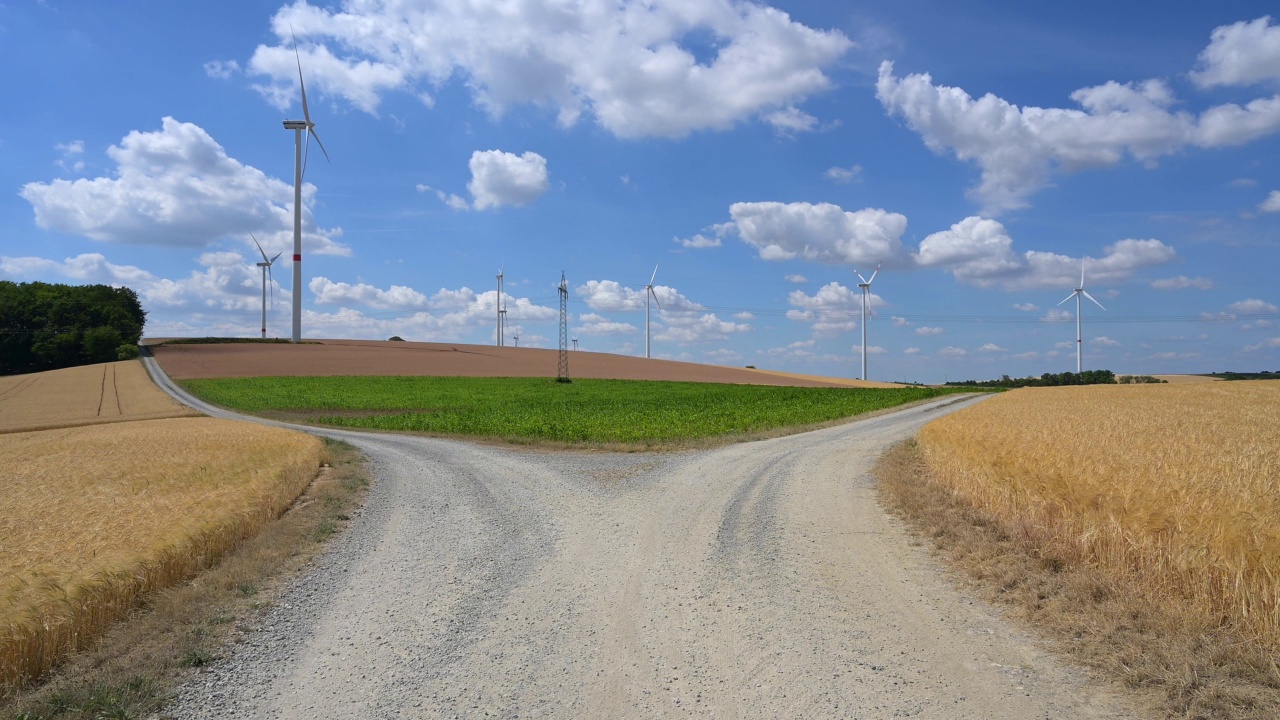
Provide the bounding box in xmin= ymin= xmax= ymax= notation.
xmin=0 ymin=281 xmax=146 ymax=375
xmin=945 ymin=369 xmax=1118 ymax=388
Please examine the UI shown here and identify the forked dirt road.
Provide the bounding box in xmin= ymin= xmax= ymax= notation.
xmin=147 ymin=359 xmax=1139 ymax=719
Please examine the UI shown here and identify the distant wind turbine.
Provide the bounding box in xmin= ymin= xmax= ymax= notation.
xmin=284 ymin=27 xmax=329 ymax=343
xmin=251 ymin=233 xmax=281 ymax=339
xmin=572 ymin=336 xmax=578 ymax=351
xmin=496 ymin=267 xmax=505 ymax=347
xmin=645 ymin=264 xmax=661 ymax=359
xmin=854 ymin=263 xmax=881 ymax=381
xmin=1058 ymin=263 xmax=1105 ymax=373
xmin=512 ymin=332 xmax=520 ymax=348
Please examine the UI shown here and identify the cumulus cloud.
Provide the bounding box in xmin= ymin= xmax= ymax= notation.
xmin=249 ymin=0 xmax=851 ymax=138
xmin=903 ymin=347 xmax=919 ymax=355
xmin=824 ymin=165 xmax=862 ymax=183
xmin=915 ymin=326 xmax=942 ymax=336
xmin=785 ymin=274 xmax=808 ymax=283
xmin=877 ymin=18 xmax=1280 ymax=213
xmin=1227 ymin=299 xmax=1279 ymax=314
xmin=938 ymin=346 xmax=967 ymax=358
xmin=728 ymin=201 xmax=907 ymax=265
xmin=765 ymin=107 xmax=819 ymax=135
xmin=417 ymin=183 xmax=469 ymax=210
xmin=20 ymin=118 xmax=347 ymax=256
xmin=977 ymin=343 xmax=1005 ymax=352
xmin=54 ymin=141 xmax=85 ymax=173
xmin=916 ymin=216 xmax=1175 ymax=290
xmin=787 ymin=281 xmax=885 ymax=337
xmin=1244 ymin=337 xmax=1280 ymax=351
xmin=1092 ymin=336 xmax=1121 ymax=347
xmin=1191 ymin=17 xmax=1280 ymax=88
xmin=467 ymin=150 xmax=549 ymax=210
xmin=656 ymin=312 xmax=751 ymax=344
xmin=1152 ymin=275 xmax=1214 ymax=290
xmin=574 ymin=313 xmax=638 ymax=336
xmin=1012 ymin=302 xmax=1039 ymax=311
xmin=1260 ymin=190 xmax=1280 ymax=212
xmin=204 ymin=60 xmax=241 ymax=79
xmin=675 ymin=233 xmax=722 ymax=249
xmin=310 ymin=278 xmax=430 ymax=310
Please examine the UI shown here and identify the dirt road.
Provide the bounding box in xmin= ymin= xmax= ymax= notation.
xmin=147 ymin=358 xmax=1137 ymax=719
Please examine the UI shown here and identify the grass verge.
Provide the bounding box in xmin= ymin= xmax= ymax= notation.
xmin=179 ymin=376 xmax=975 ymax=447
xmin=876 ymin=438 xmax=1280 ymax=719
xmin=0 ymin=438 xmax=369 ymax=720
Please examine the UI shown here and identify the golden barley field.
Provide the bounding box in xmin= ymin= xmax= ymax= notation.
xmin=918 ymin=381 xmax=1280 ymax=644
xmin=0 ymin=361 xmax=324 ymax=689
xmin=0 ymin=360 xmax=198 ymax=433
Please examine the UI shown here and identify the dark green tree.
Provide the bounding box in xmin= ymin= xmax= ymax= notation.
xmin=0 ymin=281 xmax=147 ymax=375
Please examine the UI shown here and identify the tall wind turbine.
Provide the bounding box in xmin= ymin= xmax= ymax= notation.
xmin=854 ymin=263 xmax=881 ymax=381
xmin=251 ymin=233 xmax=281 ymax=339
xmin=1058 ymin=263 xmax=1105 ymax=373
xmin=283 ymin=29 xmax=329 ymax=343
xmin=495 ymin=267 xmax=505 ymax=347
xmin=644 ymin=264 xmax=661 ymax=359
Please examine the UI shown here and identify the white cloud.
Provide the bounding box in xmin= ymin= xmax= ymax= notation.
xmin=1152 ymin=275 xmax=1214 ymax=290
xmin=728 ymin=201 xmax=908 ymax=265
xmin=656 ymin=312 xmax=751 ymax=344
xmin=1042 ymin=309 xmax=1074 ymax=323
xmin=733 ymin=311 xmax=755 ymax=320
xmin=903 ymin=347 xmax=919 ymax=355
xmin=675 ymin=233 xmax=722 ymax=249
xmin=916 ymin=216 xmax=1175 ymax=290
xmin=938 ymin=346 xmax=967 ymax=358
xmin=467 ymin=150 xmax=549 ymax=210
xmin=824 ymin=165 xmax=863 ymax=183
xmin=1013 ymin=351 xmax=1039 ymax=360
xmin=1227 ymin=299 xmax=1279 ymax=314
xmin=784 ymin=274 xmax=808 ymax=283
xmin=203 ymin=60 xmax=241 ymax=79
xmin=1191 ymin=17 xmax=1280 ymax=88
xmin=1012 ymin=302 xmax=1039 ymax=311
xmin=310 ymin=278 xmax=429 ymax=310
xmin=575 ymin=279 xmax=699 ymax=313
xmin=250 ymin=0 xmax=851 ymax=139
xmin=1092 ymin=336 xmax=1121 ymax=347
xmin=20 ymin=118 xmax=348 ymax=256
xmin=891 ymin=316 xmax=910 ymax=327
xmin=1244 ymin=337 xmax=1280 ymax=351
xmin=417 ymin=183 xmax=469 ymax=210
xmin=877 ymin=40 xmax=1280 ymax=213
xmin=573 ymin=313 xmax=638 ymax=336
xmin=1260 ymin=190 xmax=1280 ymax=212
xmin=1230 ymin=177 xmax=1258 ymax=187
xmin=765 ymin=107 xmax=819 ymax=135
xmin=54 ymin=140 xmax=85 ymax=172
xmin=915 ymin=326 xmax=942 ymax=336
xmin=862 ymin=345 xmax=887 ymax=355
xmin=977 ymin=343 xmax=1005 ymax=352
xmin=787 ymin=281 xmax=885 ymax=337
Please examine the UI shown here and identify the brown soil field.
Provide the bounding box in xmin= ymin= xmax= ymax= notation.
xmin=1150 ymin=374 xmax=1220 ymax=383
xmin=0 ymin=361 xmax=199 ymax=434
xmin=150 ymin=339 xmax=892 ymax=387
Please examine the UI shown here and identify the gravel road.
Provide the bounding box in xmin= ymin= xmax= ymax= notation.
xmin=145 ymin=356 xmax=1138 ymax=719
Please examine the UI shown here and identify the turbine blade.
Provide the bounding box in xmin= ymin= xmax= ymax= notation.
xmin=268 ymin=265 xmax=274 ymax=308
xmin=250 ymin=232 xmax=269 ymax=263
xmin=1082 ymin=290 xmax=1106 ymax=311
xmin=1058 ymin=291 xmax=1077 ymax=306
xmin=853 ymin=269 xmax=869 ymax=284
xmin=651 ymin=287 xmax=662 ymax=309
xmin=270 ymin=252 xmax=282 ymax=264
xmin=867 ymin=262 xmax=882 ymax=285
xmin=1081 ymin=263 xmax=1086 ymax=289
xmin=649 ymin=264 xmax=659 ymax=286
xmin=310 ymin=128 xmax=329 ymax=163
xmin=292 ymin=27 xmax=312 ymax=126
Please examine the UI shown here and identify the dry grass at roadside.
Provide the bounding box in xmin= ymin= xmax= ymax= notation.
xmin=0 ymin=438 xmax=369 ymax=720
xmin=0 ymin=361 xmax=198 ymax=434
xmin=0 ymin=417 xmax=323 ymax=691
xmin=879 ymin=381 xmax=1280 ymax=718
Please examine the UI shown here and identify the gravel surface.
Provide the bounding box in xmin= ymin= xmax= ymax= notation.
xmin=145 ymin=355 xmax=1140 ymax=719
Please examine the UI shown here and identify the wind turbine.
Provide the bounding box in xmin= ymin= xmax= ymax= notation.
xmin=512 ymin=332 xmax=520 ymax=348
xmin=283 ymin=28 xmax=329 ymax=343
xmin=1058 ymin=263 xmax=1105 ymax=373
xmin=496 ymin=267 xmax=505 ymax=347
xmin=644 ymin=264 xmax=661 ymax=359
xmin=251 ymin=233 xmax=281 ymax=339
xmin=572 ymin=336 xmax=578 ymax=351
xmin=853 ymin=263 xmax=881 ymax=381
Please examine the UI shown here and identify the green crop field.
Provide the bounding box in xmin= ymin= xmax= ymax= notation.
xmin=180 ymin=376 xmax=975 ymax=446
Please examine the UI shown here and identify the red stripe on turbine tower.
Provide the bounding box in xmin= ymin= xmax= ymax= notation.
xmin=294 ymin=254 xmax=302 ymax=261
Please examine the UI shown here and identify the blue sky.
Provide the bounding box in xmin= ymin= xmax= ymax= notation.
xmin=2 ymin=0 xmax=1278 ymax=383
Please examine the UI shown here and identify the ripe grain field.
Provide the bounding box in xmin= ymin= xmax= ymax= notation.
xmin=179 ymin=376 xmax=973 ymax=446
xmin=917 ymin=381 xmax=1280 ymax=646
xmin=0 ymin=361 xmax=324 ymax=691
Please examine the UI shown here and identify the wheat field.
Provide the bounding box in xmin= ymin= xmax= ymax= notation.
xmin=0 ymin=360 xmax=198 ymax=433
xmin=917 ymin=381 xmax=1280 ymax=644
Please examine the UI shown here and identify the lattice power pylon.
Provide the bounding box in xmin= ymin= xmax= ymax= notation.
xmin=557 ymin=271 xmax=570 ymax=383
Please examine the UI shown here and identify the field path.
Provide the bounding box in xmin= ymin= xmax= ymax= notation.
xmin=144 ymin=355 xmax=1140 ymax=719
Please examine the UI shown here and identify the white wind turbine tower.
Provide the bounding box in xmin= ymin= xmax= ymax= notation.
xmin=251 ymin=233 xmax=281 ymax=339
xmin=853 ymin=263 xmax=881 ymax=381
xmin=572 ymin=336 xmax=578 ymax=351
xmin=1058 ymin=263 xmax=1105 ymax=373
xmin=644 ymin=264 xmax=661 ymax=359
xmin=283 ymin=29 xmax=329 ymax=343
xmin=495 ymin=267 xmax=505 ymax=347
